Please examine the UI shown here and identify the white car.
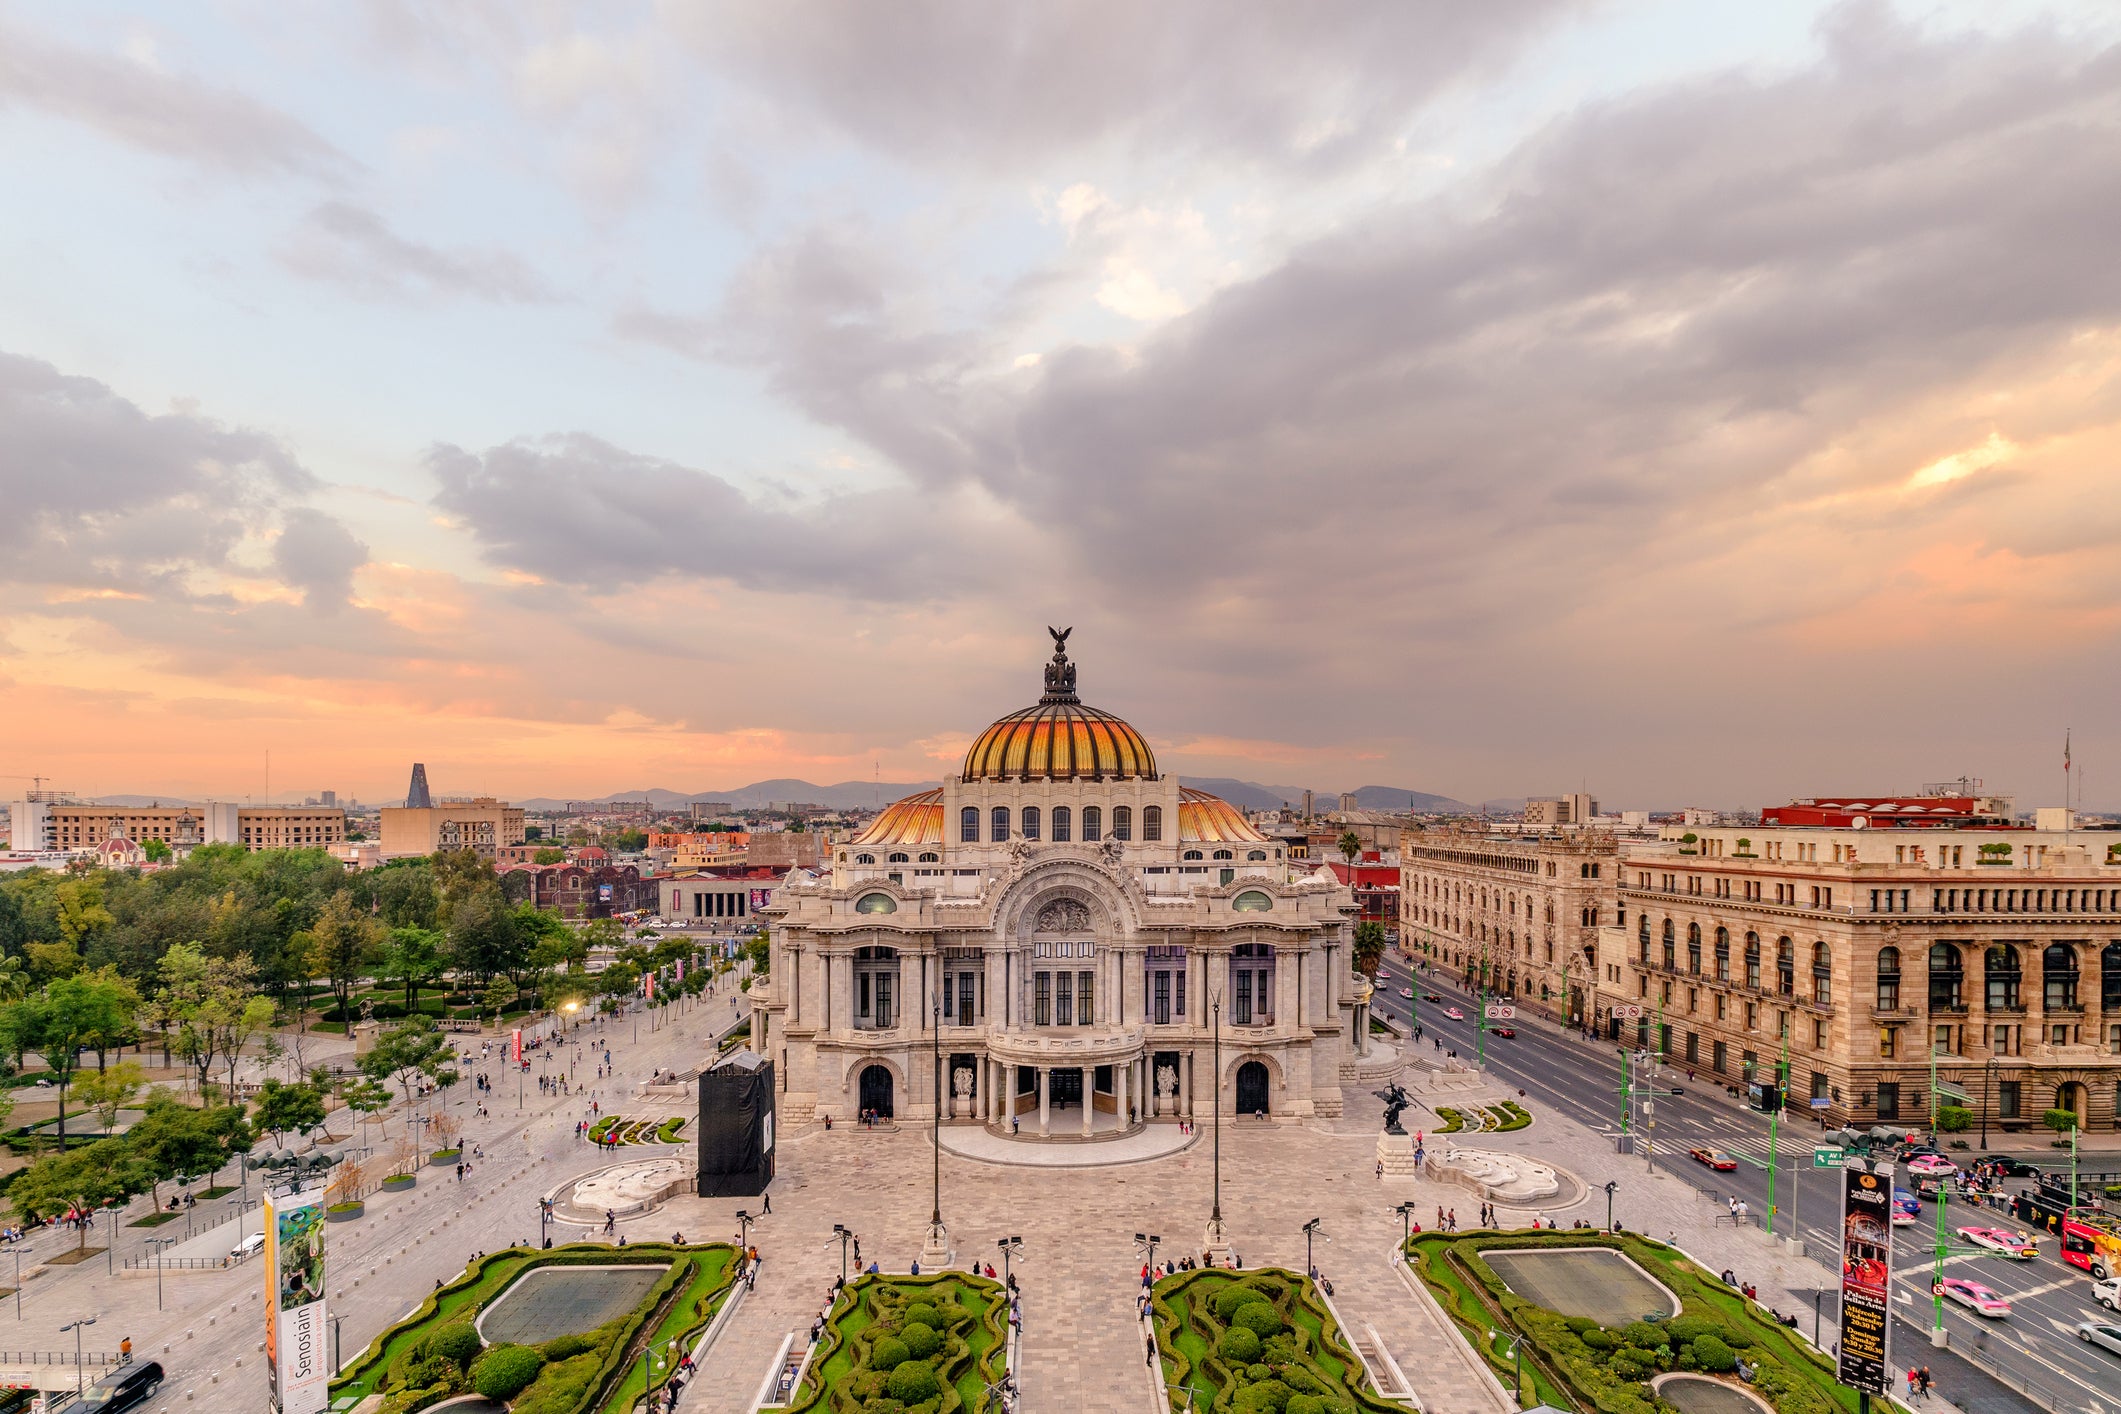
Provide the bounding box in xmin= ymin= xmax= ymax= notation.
xmin=2094 ymin=1276 xmax=2121 ymax=1312
xmin=231 ymin=1231 xmax=266 ymax=1259
xmin=2078 ymin=1320 xmax=2121 ymax=1359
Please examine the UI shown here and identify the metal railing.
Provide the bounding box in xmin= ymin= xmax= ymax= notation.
xmin=120 ymin=1250 xmax=255 ymax=1271
xmin=0 ymin=1351 xmax=123 ymax=1366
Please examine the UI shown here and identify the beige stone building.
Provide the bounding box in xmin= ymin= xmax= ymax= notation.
xmin=378 ymin=798 xmax=526 ymax=860
xmin=1604 ymin=824 xmax=2121 ymax=1133
xmin=1400 ymin=827 xmax=1616 ymax=1024
xmin=8 ymin=797 xmax=345 ymax=854
xmin=748 ymin=633 xmax=1369 ymax=1136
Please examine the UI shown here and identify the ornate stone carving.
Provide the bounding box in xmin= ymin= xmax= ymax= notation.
xmin=952 ymin=1066 xmax=974 ymax=1099
xmin=1006 ymin=837 xmax=1037 ymax=867
xmin=1035 ymin=898 xmax=1091 ymax=932
xmin=1098 ymin=836 xmax=1124 ymax=865
xmin=1155 ymin=1065 xmax=1177 ymax=1099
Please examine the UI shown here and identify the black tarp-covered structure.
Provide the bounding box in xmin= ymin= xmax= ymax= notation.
xmin=697 ymin=1049 xmax=775 ymax=1196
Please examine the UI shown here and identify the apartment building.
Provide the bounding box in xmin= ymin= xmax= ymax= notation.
xmin=1607 ymin=822 xmax=2121 ymax=1133
xmin=1401 ymin=826 xmax=1617 ymax=1025
xmin=378 ymin=797 xmax=527 ymax=860
xmin=8 ymin=796 xmax=346 ymax=854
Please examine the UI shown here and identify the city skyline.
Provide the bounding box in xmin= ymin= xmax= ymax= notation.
xmin=6 ymin=2 xmax=2121 ymax=809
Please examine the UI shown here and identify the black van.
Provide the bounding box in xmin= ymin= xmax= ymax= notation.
xmin=76 ymin=1361 xmax=165 ymax=1410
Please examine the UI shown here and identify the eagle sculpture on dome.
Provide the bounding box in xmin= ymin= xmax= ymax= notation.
xmin=1043 ymin=625 xmax=1077 ymax=699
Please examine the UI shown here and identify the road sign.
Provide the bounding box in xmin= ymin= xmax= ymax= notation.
xmin=1814 ymin=1147 xmax=1845 ymax=1168
xmin=1615 ymin=1004 xmax=1646 ymax=1019
xmin=1484 ymin=1005 xmax=1515 ymax=1020
xmin=1809 ymin=1097 xmax=1832 ymax=1109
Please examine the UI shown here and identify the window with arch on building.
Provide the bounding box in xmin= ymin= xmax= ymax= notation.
xmin=1112 ymin=806 xmax=1133 ymax=841
xmin=1985 ymin=944 xmax=2021 ymax=1010
xmin=1714 ymin=927 xmax=1731 ymax=981
xmin=2104 ymin=942 xmax=2121 ymax=1012
xmin=1776 ymin=937 xmax=1795 ymax=996
xmin=855 ymin=853 xmax=876 ymax=865
xmin=1082 ymin=806 xmax=1101 ymax=842
xmin=991 ymin=806 xmax=1009 ymax=842
xmin=2042 ymin=942 xmax=2079 ymax=1010
xmin=1247 ymin=850 xmax=1267 ymax=861
xmin=853 ymin=945 xmax=900 ymax=1029
xmin=1661 ymin=918 xmax=1676 ymax=970
xmin=1021 ymin=807 xmax=1040 ymax=841
xmin=1143 ymin=806 xmax=1163 ymax=841
xmin=960 ymin=807 xmax=979 ymax=843
xmin=1183 ymin=850 xmax=1203 ymax=860
xmin=918 ymin=852 xmax=939 ymax=863
xmin=1929 ymin=942 xmax=1964 ymax=1009
xmin=1687 ymin=923 xmax=1702 ymax=975
xmin=1052 ymin=806 xmax=1071 ymax=843
xmin=1637 ymin=914 xmax=1651 ymax=965
xmin=1875 ymin=946 xmax=1901 ymax=1009
xmin=1212 ymin=849 xmax=1232 ymax=860
xmin=1231 ymin=943 xmax=1275 ymax=1025
xmin=1745 ymin=932 xmax=1762 ymax=989
xmin=888 ymin=852 xmax=910 ymax=863
xmin=1810 ymin=941 xmax=1832 ymax=1004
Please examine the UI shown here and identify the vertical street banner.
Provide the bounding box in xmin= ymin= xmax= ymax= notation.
xmin=647 ymin=972 xmax=657 ymax=1001
xmin=1836 ymin=1162 xmax=1893 ymax=1395
xmin=263 ymin=1186 xmax=330 ymax=1414
xmin=512 ymin=1028 xmax=523 ymax=1066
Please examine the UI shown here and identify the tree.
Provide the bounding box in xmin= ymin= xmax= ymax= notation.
xmin=482 ymin=976 xmax=515 ymax=1027
xmin=2043 ymin=1107 xmax=2081 ymax=1137
xmin=338 ymin=1077 xmax=391 ymax=1140
xmin=252 ymin=1078 xmax=328 ymax=1145
xmin=75 ymin=1060 xmax=145 ymax=1136
xmin=447 ymin=889 xmax=526 ymax=985
xmin=157 ymin=942 xmax=268 ymax=1101
xmin=1353 ymin=921 xmax=1388 ymax=978
xmin=379 ymin=926 xmax=447 ymax=1016
xmin=532 ymin=847 xmax=565 ymax=865
xmin=127 ymin=1095 xmax=252 ymax=1210
xmin=360 ymin=1016 xmax=457 ymax=1110
xmin=13 ymin=979 xmax=116 ymax=1140
xmin=53 ymin=878 xmax=113 ymax=951
xmin=1337 ymin=831 xmax=1362 ymax=874
xmin=309 ymin=892 xmax=380 ymax=1022
xmin=75 ymin=966 xmax=140 ymax=1072
xmin=141 ymin=838 xmax=173 ymax=863
xmin=9 ymin=1138 xmax=151 ymax=1247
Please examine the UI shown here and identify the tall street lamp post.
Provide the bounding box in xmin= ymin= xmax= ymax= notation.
xmin=1603 ymin=1180 xmax=1618 ymax=1233
xmin=996 ymin=1236 xmax=1023 ymax=1290
xmin=1393 ymin=1201 xmax=1418 ymax=1250
xmin=1134 ymin=1233 xmax=1160 ymax=1277
xmin=735 ymin=1209 xmax=754 ymax=1251
xmin=1486 ymin=1329 xmax=1522 ymax=1405
xmin=60 ymin=1316 xmax=96 ymax=1397
xmin=1303 ymin=1218 xmax=1326 ymax=1279
xmin=1204 ymin=991 xmax=1226 ymax=1259
xmin=832 ymin=1224 xmax=853 ymax=1283
xmin=926 ymin=987 xmax=947 ymax=1263
xmin=148 ymin=1235 xmax=177 ymax=1310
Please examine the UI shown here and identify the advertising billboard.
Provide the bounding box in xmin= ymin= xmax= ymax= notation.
xmin=749 ymin=888 xmax=772 ymax=912
xmin=1835 ymin=1161 xmax=1893 ymax=1396
xmin=264 ymin=1187 xmax=330 ymax=1413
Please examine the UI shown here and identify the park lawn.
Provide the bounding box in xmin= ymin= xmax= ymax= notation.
xmin=591 ymin=1246 xmax=739 ymax=1413
xmin=1407 ymin=1229 xmax=1858 ymax=1414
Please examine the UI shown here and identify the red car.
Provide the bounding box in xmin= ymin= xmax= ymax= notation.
xmin=1490 ymin=1026 xmax=1517 ymax=1038
xmin=1689 ymin=1148 xmax=1738 ymax=1171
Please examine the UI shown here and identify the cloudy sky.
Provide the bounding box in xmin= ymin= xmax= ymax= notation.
xmin=5 ymin=0 xmax=2120 ymax=811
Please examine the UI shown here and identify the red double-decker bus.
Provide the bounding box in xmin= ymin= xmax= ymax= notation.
xmin=2013 ymin=1191 xmax=2121 ymax=1278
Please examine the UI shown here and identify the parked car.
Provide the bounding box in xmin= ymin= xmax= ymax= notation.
xmin=1957 ymin=1226 xmax=2039 ymax=1259
xmin=231 ymin=1231 xmax=265 ymax=1259
xmin=2076 ymin=1320 xmax=2121 ymax=1359
xmin=1443 ymin=1007 xmax=1465 ymax=1020
xmin=1689 ymin=1148 xmax=1739 ymax=1172
xmin=1906 ymin=1153 xmax=1958 ymax=1176
xmin=1934 ymin=1277 xmax=2011 ymax=1317
xmin=77 ymin=1360 xmax=165 ymax=1410
xmin=2092 ymin=1276 xmax=2120 ymax=1311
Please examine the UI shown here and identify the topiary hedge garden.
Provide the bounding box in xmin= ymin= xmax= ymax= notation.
xmin=789 ymin=1273 xmax=1008 ymax=1414
xmin=1148 ymin=1268 xmax=1405 ymax=1414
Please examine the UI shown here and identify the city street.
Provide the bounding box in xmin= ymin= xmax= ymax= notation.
xmin=1373 ymin=951 xmax=2119 ymax=1413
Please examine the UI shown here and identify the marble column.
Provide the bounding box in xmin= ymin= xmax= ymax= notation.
xmin=1117 ymin=1055 xmax=1130 ymax=1126
xmin=1180 ymin=1050 xmax=1192 ymax=1119
xmin=1038 ymin=1067 xmax=1050 ymax=1136
xmin=1083 ymin=1067 xmax=1095 ymax=1136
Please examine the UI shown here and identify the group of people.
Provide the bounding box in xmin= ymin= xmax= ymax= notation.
xmin=1903 ymin=1365 xmax=1936 ymax=1401
xmin=1725 ymin=1195 xmax=1752 ymax=1221
xmin=857 ymin=1108 xmax=887 ymax=1128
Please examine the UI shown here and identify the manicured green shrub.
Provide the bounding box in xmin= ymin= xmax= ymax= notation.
xmin=900 ymin=1321 xmax=940 ymax=1359
xmin=469 ymin=1344 xmax=544 ymax=1401
xmin=869 ymin=1336 xmax=910 ymax=1371
xmin=428 ymin=1323 xmax=481 ymax=1367
xmin=1234 ymin=1378 xmax=1292 ymax=1414
xmin=1232 ymin=1302 xmax=1284 ymax=1338
xmin=538 ymin=1333 xmax=593 ymax=1361
xmin=1692 ymin=1335 xmax=1737 ymax=1373
xmin=1214 ymin=1284 xmax=1270 ymax=1322
xmin=1219 ymin=1326 xmax=1263 ymax=1364
xmin=1286 ymin=1395 xmax=1328 ymax=1414
xmin=1581 ymin=1328 xmax=1618 ymax=1350
xmin=510 ymin=1353 xmax=602 ymax=1414
xmin=1562 ymin=1316 xmax=1598 ymax=1334
xmin=902 ymin=1302 xmax=943 ymax=1329
xmin=884 ymin=1361 xmax=940 ymax=1404
xmin=1620 ymin=1321 xmax=1667 ymax=1349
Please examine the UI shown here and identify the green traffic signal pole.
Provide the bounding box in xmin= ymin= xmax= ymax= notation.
xmin=1768 ymin=1021 xmax=1788 ymax=1234
xmin=1930 ymin=1041 xmax=1947 ymax=1343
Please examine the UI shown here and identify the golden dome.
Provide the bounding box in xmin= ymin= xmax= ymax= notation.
xmin=960 ymin=629 xmax=1158 ymax=783
xmin=1177 ymin=788 xmax=1268 ymax=843
xmin=850 ymin=788 xmax=943 ymax=847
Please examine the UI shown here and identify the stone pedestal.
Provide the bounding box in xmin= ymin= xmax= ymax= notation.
xmin=920 ymin=1220 xmax=953 ymax=1271
xmin=1376 ymin=1130 xmax=1422 ymax=1177
xmin=1202 ymin=1215 xmax=1232 ymax=1266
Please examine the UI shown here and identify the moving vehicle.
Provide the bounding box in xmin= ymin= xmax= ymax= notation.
xmin=1983 ymin=1156 xmax=2043 ymax=1178
xmin=2014 ymin=1196 xmax=2121 ymax=1278
xmin=2093 ymin=1276 xmax=2120 ymax=1311
xmin=1422 ymin=992 xmax=1442 ymax=1003
xmin=1956 ymin=1225 xmax=2038 ymax=1259
xmin=231 ymin=1231 xmax=265 ymax=1259
xmin=1689 ymin=1148 xmax=1738 ymax=1172
xmin=1443 ymin=1007 xmax=1465 ymax=1020
xmin=1892 ymin=1190 xmax=1920 ymax=1226
xmin=77 ymin=1361 xmax=165 ymax=1410
xmin=1490 ymin=1026 xmax=1516 ymax=1038
xmin=1906 ymin=1153 xmax=1957 ymax=1176
xmin=1933 ymin=1277 xmax=2012 ymax=1317
xmin=2077 ymin=1321 xmax=2121 ymax=1359
xmin=1399 ymin=988 xmax=1414 ymax=999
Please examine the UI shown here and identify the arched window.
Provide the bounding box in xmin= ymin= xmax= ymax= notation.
xmin=1811 ymin=941 xmax=1832 ymax=1004
xmin=1143 ymin=806 xmax=1163 ymax=841
xmin=1744 ymin=932 xmax=1761 ymax=989
xmin=2104 ymin=942 xmax=2121 ymax=1012
xmin=1660 ymin=918 xmax=1676 ymax=970
xmin=1545 ymin=900 xmax=1555 ymax=924
xmin=855 ymin=853 xmax=876 ymax=865
xmin=960 ymin=807 xmax=978 ymax=843
xmin=1985 ymin=944 xmax=2021 ymax=1010
xmin=1928 ymin=943 xmax=1963 ymax=1009
xmin=2042 ymin=943 xmax=2079 ymax=1010
xmin=918 ymin=852 xmax=939 ymax=863
xmin=1112 ymin=806 xmax=1133 ymax=841
xmin=991 ymin=806 xmax=1009 ymax=842
xmin=1637 ymin=914 xmax=1651 ymax=964
xmin=888 ymin=852 xmax=909 ymax=864
xmin=1714 ymin=927 xmax=1730 ymax=981
xmin=1082 ymin=806 xmax=1102 ymax=842
xmin=1687 ymin=923 xmax=1702 ymax=975
xmin=1212 ymin=849 xmax=1232 ymax=860
xmin=1021 ymin=806 xmax=1040 ymax=841
xmin=1876 ymin=946 xmax=1902 ymax=1010
xmin=1776 ymin=937 xmax=1795 ymax=996
xmin=1052 ymin=806 xmax=1071 ymax=843
xmin=1183 ymin=850 xmax=1203 ymax=861
xmin=1247 ymin=850 xmax=1267 ymax=861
